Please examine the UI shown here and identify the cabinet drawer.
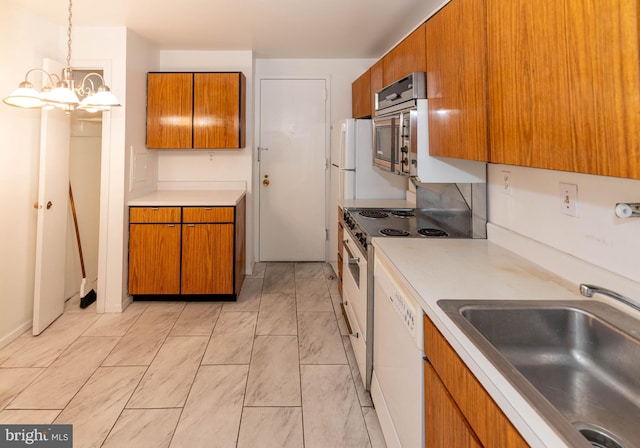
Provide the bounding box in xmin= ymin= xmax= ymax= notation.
xmin=130 ymin=207 xmax=181 ymax=223
xmin=183 ymin=207 xmax=234 ymax=223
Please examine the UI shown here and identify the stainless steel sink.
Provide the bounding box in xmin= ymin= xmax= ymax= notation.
xmin=438 ymin=300 xmax=640 ymax=448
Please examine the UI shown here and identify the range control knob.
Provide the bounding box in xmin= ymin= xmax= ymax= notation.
xmin=402 ymin=158 xmax=408 ymax=165
xmin=400 ymin=146 xmax=408 ymax=153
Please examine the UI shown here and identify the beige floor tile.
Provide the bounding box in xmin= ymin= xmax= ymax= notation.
xmin=127 ymin=336 xmax=208 ymax=408
xmin=82 ymin=303 xmax=147 ymax=337
xmin=342 ymin=336 xmax=373 ymax=407
xmin=322 ymin=262 xmax=337 ymax=277
xmin=170 ymin=365 xmax=248 ymax=448
xmin=0 ymin=409 xmax=61 ymax=424
xmin=8 ymin=336 xmax=119 ymax=409
xmin=295 ymin=278 xmax=333 ymax=312
xmin=294 ymin=262 xmax=325 ymax=279
xmin=170 ymin=302 xmax=222 ymax=336
xmin=0 ymin=368 xmax=44 ymax=409
xmin=244 ymin=336 xmax=301 ymax=407
xmin=301 ymin=365 xmax=370 ymax=448
xmin=298 ymin=312 xmax=346 ymax=365
xmin=237 ymin=407 xmax=303 ymax=448
xmin=2 ymin=313 xmax=100 ymax=368
xmin=0 ymin=333 xmax=31 ymax=365
xmin=202 ymin=312 xmax=256 ymax=364
xmin=263 ymin=263 xmax=295 ymax=294
xmin=363 ymin=407 xmax=387 ymax=448
xmin=246 ymin=262 xmax=266 ymax=279
xmin=222 ymin=278 xmax=263 ymax=312
xmin=54 ymin=366 xmax=146 ymax=448
xmin=102 ymin=306 xmax=181 ymax=366
xmin=256 ymin=294 xmax=297 ymax=335
xmin=140 ymin=301 xmax=186 ymax=314
xmin=102 ymin=408 xmax=182 ymax=448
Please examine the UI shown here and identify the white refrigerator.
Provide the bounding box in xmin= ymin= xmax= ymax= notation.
xmin=328 ymin=119 xmax=406 ymax=271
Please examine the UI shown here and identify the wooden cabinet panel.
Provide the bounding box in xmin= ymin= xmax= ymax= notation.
xmin=181 ymin=223 xmax=234 ymax=295
xmin=424 ymin=315 xmax=528 ymax=448
xmin=194 ymin=73 xmax=246 ymax=149
xmin=234 ymin=196 xmax=246 ymax=295
xmin=352 ymin=70 xmax=372 ymax=118
xmin=147 ymin=72 xmax=246 ymax=150
xmin=128 ymin=223 xmax=181 ymax=295
xmin=183 ymin=207 xmax=234 ymax=223
xmin=487 ymin=0 xmax=640 ymax=179
xmin=146 ymin=73 xmax=193 ymax=149
xmin=424 ymin=360 xmax=483 ymax=448
xmin=130 ymin=207 xmax=181 ymax=223
xmin=370 ymin=60 xmax=384 ymax=115
xmin=383 ymin=24 xmax=427 ymax=87
xmin=426 ymin=0 xmax=489 ymax=161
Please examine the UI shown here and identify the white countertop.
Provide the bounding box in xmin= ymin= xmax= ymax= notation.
xmin=371 ymin=237 xmax=590 ymax=448
xmin=128 ymin=189 xmax=246 ymax=207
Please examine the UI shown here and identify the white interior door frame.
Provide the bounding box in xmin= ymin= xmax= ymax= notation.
xmin=254 ymin=75 xmax=331 ymax=262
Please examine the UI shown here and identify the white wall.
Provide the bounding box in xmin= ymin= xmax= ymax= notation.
xmin=156 ymin=51 xmax=255 ymax=270
xmin=0 ymin=3 xmax=62 ymax=346
xmin=488 ymin=164 xmax=640 ymax=285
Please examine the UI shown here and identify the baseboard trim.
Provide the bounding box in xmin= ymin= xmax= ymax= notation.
xmin=0 ymin=320 xmax=32 ymax=350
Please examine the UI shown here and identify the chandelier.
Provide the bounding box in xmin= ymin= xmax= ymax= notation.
xmin=3 ymin=0 xmax=120 ymax=112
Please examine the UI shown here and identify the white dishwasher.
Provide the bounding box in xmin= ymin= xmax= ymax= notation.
xmin=371 ymin=255 xmax=424 ymax=448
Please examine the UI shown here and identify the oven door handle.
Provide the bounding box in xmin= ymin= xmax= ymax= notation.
xmin=343 ymin=239 xmax=360 ymax=264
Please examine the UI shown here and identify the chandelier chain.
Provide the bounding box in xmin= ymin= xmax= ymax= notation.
xmin=66 ymin=0 xmax=72 ymax=68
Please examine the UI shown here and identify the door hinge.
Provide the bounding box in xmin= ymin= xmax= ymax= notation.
xmin=325 ymin=229 xmax=329 ymax=240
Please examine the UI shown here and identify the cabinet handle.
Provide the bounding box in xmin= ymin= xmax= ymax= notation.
xmin=151 ymin=207 xmax=159 ymax=211
xmin=167 ymin=224 xmax=175 ymax=227
xmin=186 ymin=224 xmax=195 ymax=227
xmin=204 ymin=207 xmax=213 ymax=210
xmin=349 ymin=332 xmax=359 ymax=338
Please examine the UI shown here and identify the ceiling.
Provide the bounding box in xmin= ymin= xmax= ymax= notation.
xmin=10 ymin=0 xmax=446 ymax=58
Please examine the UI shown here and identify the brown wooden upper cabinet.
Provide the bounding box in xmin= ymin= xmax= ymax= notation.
xmin=352 ymin=69 xmax=372 ymax=119
xmin=383 ymin=24 xmax=427 ymax=87
xmin=146 ymin=72 xmax=246 ymax=150
xmin=486 ymin=0 xmax=640 ymax=179
xmin=426 ymin=0 xmax=489 ymax=161
xmin=370 ymin=59 xmax=384 ymax=115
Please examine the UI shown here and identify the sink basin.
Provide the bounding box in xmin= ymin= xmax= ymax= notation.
xmin=438 ymin=300 xmax=640 ymax=448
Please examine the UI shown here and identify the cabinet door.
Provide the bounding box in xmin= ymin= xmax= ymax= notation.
xmin=194 ymin=73 xmax=246 ymax=149
xmin=128 ymin=223 xmax=181 ymax=294
xmin=487 ymin=0 xmax=640 ymax=179
xmin=426 ymin=0 xmax=489 ymax=161
xmin=395 ymin=23 xmax=427 ymax=80
xmin=423 ymin=315 xmax=528 ymax=448
xmin=146 ymin=73 xmax=193 ymax=149
xmin=181 ymin=223 xmax=234 ymax=295
xmin=370 ymin=59 xmax=384 ymax=116
xmin=352 ymin=70 xmax=372 ymax=118
xmin=425 ymin=360 xmax=483 ymax=448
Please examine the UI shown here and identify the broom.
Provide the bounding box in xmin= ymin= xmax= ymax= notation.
xmin=69 ymin=183 xmax=97 ymax=308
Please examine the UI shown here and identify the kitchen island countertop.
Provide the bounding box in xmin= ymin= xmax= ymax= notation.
xmin=372 ymin=237 xmax=599 ymax=448
xmin=128 ymin=189 xmax=246 ymax=207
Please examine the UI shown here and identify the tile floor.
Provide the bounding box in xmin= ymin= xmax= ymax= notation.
xmin=0 ymin=262 xmax=387 ymax=448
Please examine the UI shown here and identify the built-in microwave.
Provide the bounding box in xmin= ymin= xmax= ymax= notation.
xmin=373 ymin=72 xmax=425 ymax=176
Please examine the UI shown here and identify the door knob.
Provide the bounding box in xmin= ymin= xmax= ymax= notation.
xmin=263 ymin=175 xmax=270 ymax=186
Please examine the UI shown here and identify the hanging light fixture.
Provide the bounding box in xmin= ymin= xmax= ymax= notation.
xmin=3 ymin=0 xmax=120 ymax=112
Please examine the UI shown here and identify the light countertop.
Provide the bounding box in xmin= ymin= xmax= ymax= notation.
xmin=371 ymin=237 xmax=589 ymax=448
xmin=128 ymin=189 xmax=246 ymax=207
xmin=339 ymin=198 xmax=415 ymax=209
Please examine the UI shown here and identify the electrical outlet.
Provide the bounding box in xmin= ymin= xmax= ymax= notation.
xmin=559 ymin=182 xmax=579 ymax=217
xmin=501 ymin=170 xmax=512 ymax=195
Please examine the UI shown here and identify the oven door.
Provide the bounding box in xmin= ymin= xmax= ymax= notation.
xmin=341 ymin=229 xmax=368 ymax=385
xmin=372 ymin=114 xmax=399 ymax=173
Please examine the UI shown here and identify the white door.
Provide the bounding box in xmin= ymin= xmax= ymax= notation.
xmin=259 ymin=78 xmax=327 ymax=261
xmin=32 ymin=59 xmax=71 ymax=335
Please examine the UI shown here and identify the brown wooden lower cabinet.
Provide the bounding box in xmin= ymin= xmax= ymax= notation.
xmin=128 ymin=199 xmax=245 ymax=299
xmin=423 ymin=315 xmax=529 ymax=448
xmin=424 ymin=359 xmax=483 ymax=448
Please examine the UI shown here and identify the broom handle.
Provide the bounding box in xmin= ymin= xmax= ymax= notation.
xmin=69 ymin=183 xmax=87 ymax=279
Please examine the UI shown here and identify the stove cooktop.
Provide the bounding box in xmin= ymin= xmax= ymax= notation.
xmin=345 ymin=207 xmax=472 ymax=240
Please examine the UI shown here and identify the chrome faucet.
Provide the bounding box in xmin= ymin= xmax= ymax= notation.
xmin=579 ymin=284 xmax=640 ymax=313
